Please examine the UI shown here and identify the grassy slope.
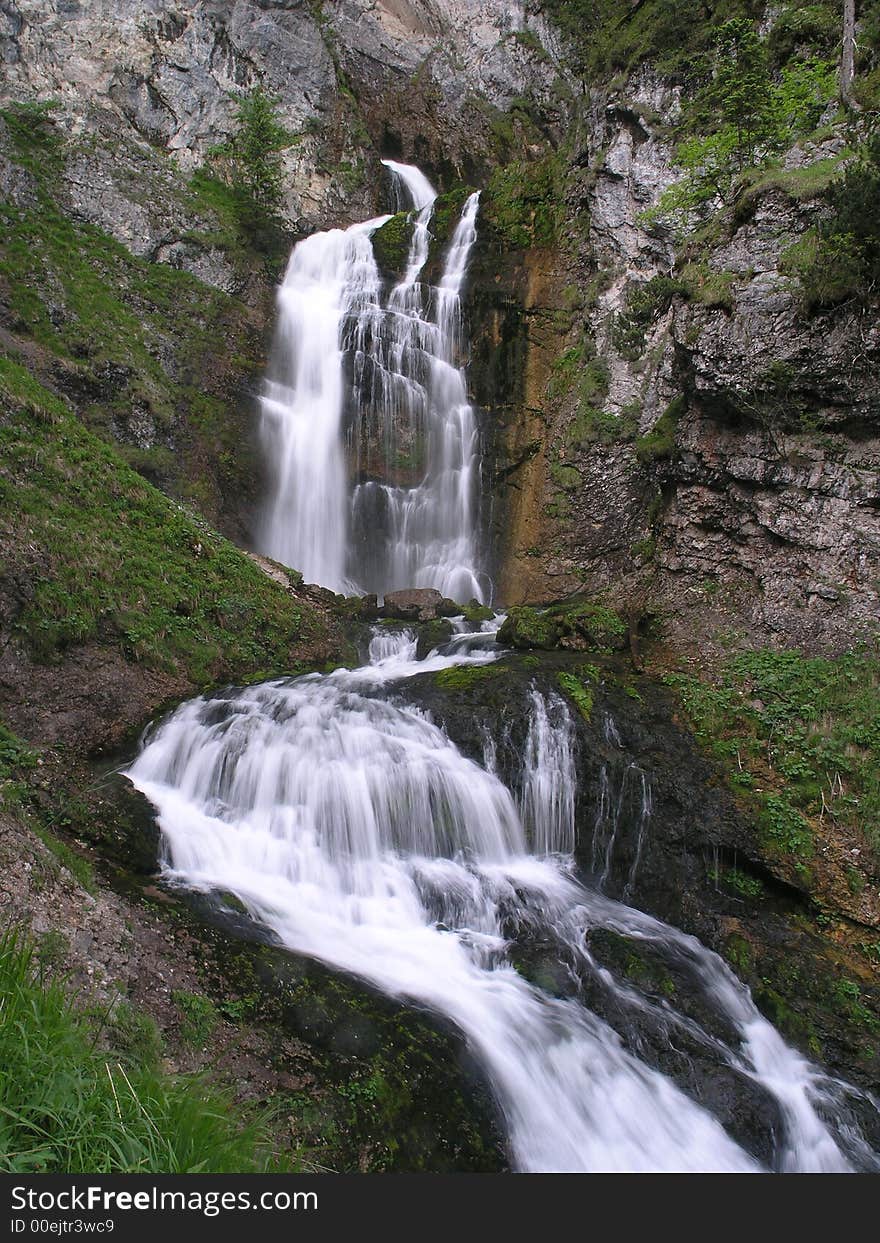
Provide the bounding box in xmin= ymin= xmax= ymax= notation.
xmin=0 ymin=931 xmax=288 ymax=1174
xmin=0 ymin=367 xmax=322 ymax=684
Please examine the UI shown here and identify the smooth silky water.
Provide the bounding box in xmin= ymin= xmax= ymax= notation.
xmin=259 ymin=161 xmax=485 ymax=601
xmin=128 ymin=626 xmax=879 ymax=1173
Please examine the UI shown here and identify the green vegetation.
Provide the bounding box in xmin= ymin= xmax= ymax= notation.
xmin=371 ymin=211 xmax=414 ymax=276
xmin=499 ymin=600 xmax=626 ymax=652
xmin=722 ymin=867 xmax=765 ymax=899
xmin=173 ymin=991 xmax=219 ymax=1048
xmin=556 ymin=664 xmax=600 ymax=721
xmin=0 ymin=385 xmax=316 ymax=681
xmin=208 ymin=87 xmax=293 ymax=224
xmin=483 ymin=154 xmax=563 ymax=249
xmin=596 ymin=12 xmax=843 ymax=236
xmin=428 ymin=186 xmax=478 ymax=262
xmin=461 ymin=600 xmax=496 ymax=625
xmin=0 ymin=931 xmax=287 ymax=1173
xmin=433 ymin=664 xmax=503 ymax=691
xmin=612 ymin=277 xmax=688 ymax=360
xmin=665 ymin=647 xmax=880 ymax=859
xmin=634 ymin=396 xmax=684 ymax=463
xmin=547 ymin=348 xmax=635 ymax=448
xmin=0 ymin=100 xmax=280 ymax=518
xmin=781 ymin=131 xmax=880 ymax=308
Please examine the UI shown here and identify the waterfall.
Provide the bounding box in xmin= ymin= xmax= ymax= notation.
xmin=257 ymin=218 xmax=388 ymax=591
xmin=258 ymin=161 xmax=486 ymax=603
xmin=128 ymin=631 xmax=878 ymax=1173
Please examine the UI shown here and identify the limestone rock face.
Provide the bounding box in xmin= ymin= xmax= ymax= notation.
xmin=1 ymin=0 xmax=566 ymax=230
xmin=479 ymin=60 xmax=879 ymax=653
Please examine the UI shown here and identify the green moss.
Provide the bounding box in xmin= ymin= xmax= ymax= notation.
xmin=428 ymin=186 xmax=477 ymax=262
xmin=27 ymin=822 xmax=96 ymax=894
xmin=432 ymin=664 xmax=503 ymax=691
xmin=556 ymin=665 xmax=600 ymax=721
xmin=634 ymin=395 xmax=684 ymax=463
xmin=550 ymin=462 xmax=583 ymax=491
xmin=461 ymin=600 xmax=495 ymax=624
xmin=371 ymin=211 xmax=414 ymax=277
xmin=483 ymin=154 xmax=563 ymax=250
xmin=499 ymin=600 xmax=626 ymax=653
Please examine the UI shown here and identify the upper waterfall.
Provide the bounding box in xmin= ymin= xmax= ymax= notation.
xmin=257 ymin=161 xmax=487 ymax=602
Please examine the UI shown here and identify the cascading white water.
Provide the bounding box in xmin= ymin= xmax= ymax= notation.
xmin=258 ymin=161 xmax=486 ymax=602
xmin=127 ymin=631 xmax=878 ymax=1173
xmin=350 ymin=167 xmax=486 ymax=601
xmin=258 ymin=217 xmax=389 ymax=591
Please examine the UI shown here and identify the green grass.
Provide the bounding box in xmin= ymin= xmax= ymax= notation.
xmin=0 ymin=385 xmax=317 ymax=681
xmin=173 ymin=991 xmax=219 ymax=1048
xmin=0 ymin=930 xmax=290 ymax=1172
xmin=556 ymin=664 xmax=600 ymax=721
xmin=665 ymin=647 xmax=880 ymax=857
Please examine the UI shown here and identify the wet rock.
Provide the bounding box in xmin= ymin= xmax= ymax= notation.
xmin=382 ymin=587 xmax=445 ymax=621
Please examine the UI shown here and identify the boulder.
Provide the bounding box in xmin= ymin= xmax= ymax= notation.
xmin=382 ymin=588 xmax=445 ymax=621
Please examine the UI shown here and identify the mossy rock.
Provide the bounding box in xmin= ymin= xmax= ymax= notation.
xmin=371 ymin=211 xmax=413 ymax=280
xmin=498 ymin=599 xmax=627 ymax=653
xmin=427 ymin=185 xmax=477 ymax=264
xmin=461 ymin=599 xmax=495 ymax=625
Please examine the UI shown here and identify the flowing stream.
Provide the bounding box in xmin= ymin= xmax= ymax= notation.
xmin=258 ymin=161 xmax=485 ymax=601
xmin=128 ymin=627 xmax=878 ymax=1173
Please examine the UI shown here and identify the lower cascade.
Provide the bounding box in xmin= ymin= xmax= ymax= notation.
xmin=128 ymin=627 xmax=879 ymax=1173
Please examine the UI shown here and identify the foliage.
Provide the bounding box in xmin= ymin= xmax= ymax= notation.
xmin=173 ymin=991 xmax=218 ymax=1048
xmin=483 ymin=154 xmax=563 ymax=249
xmin=0 ymin=111 xmax=281 ymax=521
xmin=642 ymin=21 xmax=838 ymax=235
xmin=212 ymin=88 xmax=293 ymax=222
xmin=634 ymin=396 xmax=684 ymax=463
xmin=723 ymin=868 xmax=764 ymax=899
xmin=0 ymin=931 xmax=287 ymax=1173
xmin=784 ymin=130 xmax=880 ymax=307
xmin=612 ymin=277 xmax=688 ymax=359
xmin=665 ymin=647 xmax=880 ymax=857
xmin=547 ymin=348 xmax=635 ymax=448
